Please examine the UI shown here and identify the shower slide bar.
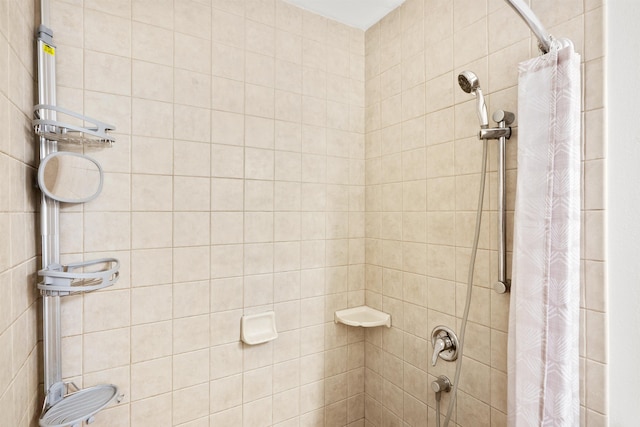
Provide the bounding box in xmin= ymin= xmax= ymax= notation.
xmin=504 ymin=0 xmax=553 ymax=54
xmin=479 ymin=110 xmax=515 ymax=294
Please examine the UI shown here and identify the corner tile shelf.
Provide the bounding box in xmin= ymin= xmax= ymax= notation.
xmin=334 ymin=306 xmax=391 ymax=328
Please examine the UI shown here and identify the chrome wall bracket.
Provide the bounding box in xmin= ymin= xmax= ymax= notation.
xmin=478 ymin=110 xmax=515 ymax=140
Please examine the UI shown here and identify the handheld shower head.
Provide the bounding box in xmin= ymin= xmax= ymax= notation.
xmin=458 ymin=71 xmax=480 ymax=94
xmin=458 ymin=71 xmax=489 ymax=128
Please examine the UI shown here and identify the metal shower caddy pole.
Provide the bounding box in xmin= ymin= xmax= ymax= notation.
xmin=36 ymin=1 xmax=121 ymax=425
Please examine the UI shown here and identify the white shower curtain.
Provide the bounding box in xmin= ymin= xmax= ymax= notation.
xmin=507 ymin=43 xmax=581 ymax=426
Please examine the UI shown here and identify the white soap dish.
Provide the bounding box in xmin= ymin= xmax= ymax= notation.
xmin=334 ymin=306 xmax=391 ymax=328
xmin=241 ymin=311 xmax=278 ymax=345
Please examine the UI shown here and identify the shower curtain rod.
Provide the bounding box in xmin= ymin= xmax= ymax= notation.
xmin=504 ymin=0 xmax=552 ymax=54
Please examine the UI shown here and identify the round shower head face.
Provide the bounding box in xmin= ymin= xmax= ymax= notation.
xmin=458 ymin=71 xmax=480 ymax=94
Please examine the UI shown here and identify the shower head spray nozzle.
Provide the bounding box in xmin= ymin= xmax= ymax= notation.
xmin=458 ymin=71 xmax=480 ymax=94
xmin=458 ymin=71 xmax=489 ymax=129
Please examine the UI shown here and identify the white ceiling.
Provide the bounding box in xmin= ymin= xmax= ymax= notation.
xmin=284 ymin=0 xmax=406 ymax=30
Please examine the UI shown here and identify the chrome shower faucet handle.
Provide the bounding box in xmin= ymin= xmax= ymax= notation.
xmin=431 ymin=326 xmax=459 ymax=366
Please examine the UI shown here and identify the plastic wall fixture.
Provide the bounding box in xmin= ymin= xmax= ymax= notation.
xmin=39 ymin=384 xmax=121 ymax=427
xmin=38 ymin=258 xmax=120 ymax=295
xmin=37 ymin=152 xmax=104 ymax=203
xmin=33 ymin=104 xmax=115 ymax=145
xmin=241 ymin=312 xmax=278 ymax=345
xmin=334 ymin=306 xmax=391 ymax=328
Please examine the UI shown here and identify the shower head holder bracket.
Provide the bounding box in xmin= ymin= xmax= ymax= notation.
xmin=478 ymin=110 xmax=515 ymax=140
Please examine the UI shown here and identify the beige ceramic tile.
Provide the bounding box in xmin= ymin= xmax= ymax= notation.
xmin=246 ymin=179 xmax=275 ymax=211
xmin=132 ymin=212 xmax=172 ymax=249
xmin=212 ymin=7 xmax=244 ymax=46
xmin=131 ymin=394 xmax=172 ymax=426
xmin=131 ymin=285 xmax=172 ymax=325
xmin=83 ymin=289 xmax=130 ymax=333
xmin=83 ymin=328 xmax=130 ymax=372
xmin=173 ymin=383 xmax=209 ymax=425
xmin=211 ymin=244 xmax=244 ymax=279
xmin=131 ymin=357 xmax=172 ymax=401
xmin=212 ymin=77 xmax=245 ymax=114
xmin=130 ymin=248 xmax=172 ymax=288
xmin=246 ymin=20 xmax=276 ymax=56
xmin=173 ymin=315 xmax=210 ymax=354
xmin=174 ymin=281 xmax=210 ymax=318
xmin=132 ymin=0 xmax=173 ymax=29
xmin=84 ymin=9 xmax=131 ymax=57
xmin=243 ymin=396 xmax=273 ymax=427
xmin=212 ymin=178 xmax=244 ymax=211
xmin=173 ymin=349 xmax=210 ymax=390
xmin=173 ymin=246 xmax=210 ymax=282
xmin=174 ymin=176 xmax=210 ymax=211
xmin=244 ymin=274 xmax=274 ymax=306
xmin=175 ymin=0 xmax=211 ymax=39
xmin=210 ymin=374 xmax=242 ymax=413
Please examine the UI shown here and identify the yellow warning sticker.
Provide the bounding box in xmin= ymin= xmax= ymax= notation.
xmin=43 ymin=44 xmax=55 ymax=56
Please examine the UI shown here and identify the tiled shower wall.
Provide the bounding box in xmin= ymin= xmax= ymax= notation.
xmin=0 ymin=0 xmax=608 ymax=426
xmin=362 ymin=0 xmax=606 ymax=426
xmin=0 ymin=0 xmax=41 ymax=425
xmin=48 ymin=0 xmax=366 ymax=426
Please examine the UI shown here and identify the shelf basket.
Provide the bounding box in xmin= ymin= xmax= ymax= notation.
xmin=38 ymin=258 xmax=120 ymax=295
xmin=33 ymin=104 xmax=116 ymax=145
xmin=39 ymin=384 xmax=120 ymax=427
